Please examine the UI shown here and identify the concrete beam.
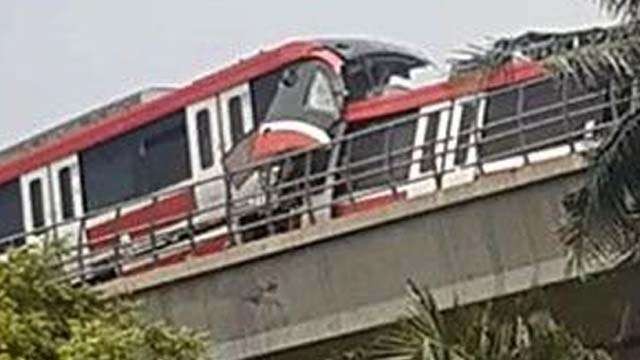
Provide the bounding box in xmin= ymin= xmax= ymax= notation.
xmin=99 ymin=155 xmax=600 ymax=359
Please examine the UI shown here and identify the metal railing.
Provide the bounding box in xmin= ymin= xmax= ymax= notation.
xmin=1 ymin=76 xmax=637 ymax=283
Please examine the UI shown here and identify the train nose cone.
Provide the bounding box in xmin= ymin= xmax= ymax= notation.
xmin=251 ymin=128 xmax=319 ymax=161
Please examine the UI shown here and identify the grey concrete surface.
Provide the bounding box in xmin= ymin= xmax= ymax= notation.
xmin=101 ymin=155 xmax=612 ymax=359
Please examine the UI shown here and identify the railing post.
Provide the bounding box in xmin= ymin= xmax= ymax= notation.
xmin=384 ymin=126 xmax=398 ymax=196
xmin=561 ymin=77 xmax=577 ymax=154
xmin=439 ymin=103 xmax=456 ymax=189
xmin=113 ymin=207 xmax=123 ymax=277
xmin=516 ymin=85 xmax=530 ymax=165
xmin=473 ymin=98 xmax=485 ymax=176
xmin=264 ymin=165 xmax=276 ymax=236
xmin=187 ymin=209 xmax=196 ymax=252
xmin=223 ymin=172 xmax=241 ymax=246
xmin=344 ymin=139 xmax=355 ymax=203
xmin=52 ymin=220 xmax=59 ymax=247
xmin=76 ymin=217 xmax=86 ymax=283
xmin=303 ymin=150 xmax=316 ymax=225
xmin=149 ymin=195 xmax=159 ymax=266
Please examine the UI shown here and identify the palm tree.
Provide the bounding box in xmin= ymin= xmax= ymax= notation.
xmin=450 ymin=1 xmax=640 ymax=270
xmin=333 ymin=280 xmax=611 ymax=360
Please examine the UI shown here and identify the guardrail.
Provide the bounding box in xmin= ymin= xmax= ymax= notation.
xmin=1 ymin=76 xmax=637 ymax=283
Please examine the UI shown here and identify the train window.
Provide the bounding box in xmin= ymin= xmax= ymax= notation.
xmin=257 ymin=61 xmax=342 ymax=138
xmin=135 ymin=117 xmax=191 ymax=195
xmin=454 ymin=103 xmax=478 ymax=166
xmin=229 ymin=96 xmax=244 ymax=146
xmin=521 ymin=79 xmax=564 ymax=149
xmin=81 ymin=111 xmax=191 ymax=211
xmin=251 ymin=69 xmax=283 ymax=124
xmin=420 ymin=112 xmax=441 ymax=172
xmin=524 ymin=79 xmax=562 ymax=110
xmin=344 ymin=61 xmax=370 ymax=102
xmin=0 ymin=180 xmax=24 ymax=252
xmin=343 ymin=112 xmax=417 ymax=192
xmin=196 ymin=110 xmax=214 ymax=169
xmin=58 ymin=167 xmax=75 ymax=220
xmin=480 ymin=89 xmax=520 ymax=161
xmin=29 ymin=179 xmax=45 ymax=229
xmin=305 ymin=71 xmax=339 ymax=117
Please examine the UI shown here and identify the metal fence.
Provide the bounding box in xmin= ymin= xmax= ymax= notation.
xmin=1 ymin=76 xmax=637 ymax=283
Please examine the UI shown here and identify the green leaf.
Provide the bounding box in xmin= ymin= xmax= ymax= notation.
xmin=0 ymin=245 xmax=207 ymax=360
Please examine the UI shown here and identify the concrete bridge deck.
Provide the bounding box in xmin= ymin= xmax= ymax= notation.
xmin=100 ymin=154 xmax=624 ymax=359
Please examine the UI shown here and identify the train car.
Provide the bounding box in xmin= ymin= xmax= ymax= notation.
xmin=0 ymin=39 xmax=432 ymax=277
xmin=250 ymin=34 xmax=640 ymax=223
xmin=3 ymin=33 xmax=631 ymax=280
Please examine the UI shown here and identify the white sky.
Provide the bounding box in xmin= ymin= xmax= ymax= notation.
xmin=0 ymin=0 xmax=611 ymax=149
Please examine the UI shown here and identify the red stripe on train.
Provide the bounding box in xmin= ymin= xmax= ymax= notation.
xmin=252 ymin=130 xmax=320 ymax=160
xmin=345 ymin=61 xmax=546 ymax=122
xmin=0 ymin=41 xmax=337 ymax=186
xmin=86 ymin=191 xmax=195 ymax=251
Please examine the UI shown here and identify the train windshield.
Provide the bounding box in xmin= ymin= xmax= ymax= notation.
xmin=319 ymin=39 xmax=434 ymax=101
xmin=260 ymin=60 xmax=344 ymax=130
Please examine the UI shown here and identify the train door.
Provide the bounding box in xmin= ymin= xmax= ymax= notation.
xmin=403 ymin=102 xmax=451 ymax=198
xmin=441 ymin=96 xmax=483 ymax=188
xmin=220 ymin=83 xmax=256 ymax=154
xmin=186 ymin=97 xmax=226 ymax=224
xmin=219 ymin=83 xmax=263 ymax=207
xmin=50 ymin=155 xmax=84 ymax=252
xmin=20 ymin=167 xmax=54 ymax=245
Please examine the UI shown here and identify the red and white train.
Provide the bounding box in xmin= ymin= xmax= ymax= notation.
xmin=0 ymin=37 xmax=631 ymax=278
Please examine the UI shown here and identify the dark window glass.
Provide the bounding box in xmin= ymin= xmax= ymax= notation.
xmin=420 ymin=112 xmax=441 ymax=172
xmin=29 ymin=179 xmax=45 ymax=229
xmin=80 ymin=111 xmax=191 ymax=211
xmin=58 ymin=167 xmax=75 ymax=220
xmin=454 ymin=103 xmax=478 ymax=166
xmin=249 ymin=61 xmax=341 ymax=149
xmin=344 ymin=61 xmax=371 ymax=102
xmin=0 ymin=180 xmax=25 ymax=253
xmin=250 ymin=69 xmax=283 ymax=124
xmin=340 ymin=111 xmax=417 ymax=192
xmin=229 ymin=96 xmax=244 ymax=146
xmin=196 ymin=110 xmax=214 ymax=169
xmin=480 ymin=89 xmax=520 ymax=161
xmin=521 ymin=79 xmax=564 ymax=149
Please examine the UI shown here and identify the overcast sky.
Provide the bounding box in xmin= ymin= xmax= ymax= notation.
xmin=0 ymin=0 xmax=611 ymax=149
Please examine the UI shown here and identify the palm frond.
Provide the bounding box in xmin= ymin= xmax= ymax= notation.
xmin=450 ymin=22 xmax=640 ymax=88
xmin=366 ymin=280 xmax=472 ymax=360
xmin=560 ymin=107 xmax=640 ymax=271
xmin=596 ymin=0 xmax=640 ymax=21
xmin=355 ymin=281 xmax=612 ymax=360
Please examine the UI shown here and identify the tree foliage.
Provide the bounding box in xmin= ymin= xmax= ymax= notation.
xmin=0 ymin=245 xmax=207 ymax=360
xmin=332 ymin=280 xmax=612 ymax=360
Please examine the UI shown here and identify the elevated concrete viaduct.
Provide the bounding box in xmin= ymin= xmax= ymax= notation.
xmin=100 ymin=155 xmax=639 ymax=359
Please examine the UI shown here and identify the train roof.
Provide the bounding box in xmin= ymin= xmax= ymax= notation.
xmin=0 ymin=38 xmax=545 ymax=186
xmin=0 ymin=88 xmax=174 ymax=165
xmin=0 ymin=40 xmax=326 ymax=186
xmin=343 ymin=23 xmax=632 ymax=122
xmin=319 ymin=38 xmax=432 ymax=66
xmin=344 ymin=61 xmax=547 ymax=122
